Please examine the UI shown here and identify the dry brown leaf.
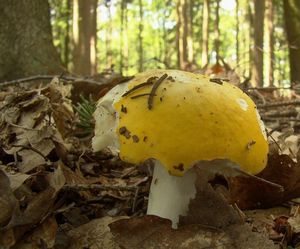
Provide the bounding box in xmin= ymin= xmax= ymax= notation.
xmin=0 ymin=170 xmax=18 ymax=226
xmin=179 ymin=168 xmax=241 ymax=228
xmin=67 ymin=216 xmax=122 ymax=249
xmin=6 ymin=172 xmax=30 ymax=191
xmin=224 ymin=152 xmax=300 ymax=209
xmin=9 ymin=216 xmax=58 ymax=249
xmin=47 ymin=164 xmax=66 ymax=193
xmin=110 ymin=215 xmax=278 ymax=249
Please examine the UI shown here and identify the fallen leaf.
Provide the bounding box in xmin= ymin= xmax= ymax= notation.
xmin=110 ymin=215 xmax=277 ymax=249
xmin=6 ymin=172 xmax=30 ymax=191
xmin=0 ymin=169 xmax=19 ymax=226
xmin=67 ymin=216 xmax=122 ymax=249
xmin=179 ymin=167 xmax=241 ymax=228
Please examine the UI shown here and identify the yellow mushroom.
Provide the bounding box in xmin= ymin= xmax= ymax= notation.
xmin=92 ymin=69 xmax=269 ymax=228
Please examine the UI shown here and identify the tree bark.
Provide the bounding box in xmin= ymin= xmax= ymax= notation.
xmin=187 ymin=0 xmax=194 ymax=65
xmin=64 ymin=0 xmax=71 ymax=69
xmin=201 ymin=0 xmax=210 ymax=67
xmin=72 ymin=0 xmax=97 ymax=76
xmin=119 ymin=0 xmax=125 ymax=74
xmin=138 ymin=0 xmax=144 ymax=72
xmin=284 ymin=0 xmax=300 ymax=85
xmin=266 ymin=0 xmax=274 ymax=86
xmin=251 ymin=0 xmax=265 ymax=87
xmin=214 ymin=0 xmax=221 ymax=64
xmin=235 ymin=0 xmax=240 ymax=66
xmin=176 ymin=0 xmax=189 ymax=69
xmin=0 ymin=0 xmax=62 ymax=81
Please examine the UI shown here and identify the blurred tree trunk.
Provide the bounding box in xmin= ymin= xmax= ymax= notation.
xmin=72 ymin=0 xmax=97 ymax=76
xmin=120 ymin=0 xmax=125 ymax=74
xmin=284 ymin=0 xmax=300 ymax=85
xmin=176 ymin=0 xmax=188 ymax=69
xmin=251 ymin=0 xmax=265 ymax=87
xmin=124 ymin=1 xmax=129 ymax=74
xmin=105 ymin=1 xmax=113 ymax=70
xmin=235 ymin=0 xmax=239 ymax=66
xmin=162 ymin=2 xmax=170 ymax=68
xmin=266 ymin=0 xmax=274 ymax=86
xmin=138 ymin=0 xmax=144 ymax=72
xmin=64 ymin=0 xmax=71 ymax=69
xmin=201 ymin=0 xmax=210 ymax=67
xmin=214 ymin=0 xmax=221 ymax=64
xmin=0 ymin=0 xmax=62 ymax=81
xmin=187 ymin=0 xmax=194 ymax=65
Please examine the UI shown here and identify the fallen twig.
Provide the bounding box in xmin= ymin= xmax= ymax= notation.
xmin=258 ymin=100 xmax=300 ymax=109
xmin=63 ymin=184 xmax=139 ymax=192
xmin=148 ymin=73 xmax=168 ymax=110
xmin=0 ymin=75 xmax=104 ymax=88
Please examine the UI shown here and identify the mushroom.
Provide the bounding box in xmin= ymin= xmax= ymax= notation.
xmin=92 ymin=69 xmax=269 ymax=228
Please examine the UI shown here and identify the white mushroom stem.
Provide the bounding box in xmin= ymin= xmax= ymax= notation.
xmin=147 ymin=161 xmax=197 ymax=229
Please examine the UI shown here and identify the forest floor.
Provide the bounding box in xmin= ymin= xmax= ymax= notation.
xmin=1 ymin=73 xmax=300 ymax=249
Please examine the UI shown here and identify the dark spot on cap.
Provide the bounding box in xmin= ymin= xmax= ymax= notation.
xmin=246 ymin=140 xmax=256 ymax=150
xmin=195 ymin=87 xmax=201 ymax=93
xmin=160 ymin=97 xmax=163 ymax=102
xmin=132 ymin=135 xmax=139 ymax=143
xmin=167 ymin=76 xmax=175 ymax=82
xmin=210 ymin=78 xmax=223 ymax=85
xmin=121 ymin=105 xmax=127 ymax=113
xmin=173 ymin=163 xmax=184 ymax=172
xmin=210 ymin=112 xmax=214 ymax=115
xmin=143 ymin=136 xmax=148 ymax=142
xmin=119 ymin=126 xmax=131 ymax=139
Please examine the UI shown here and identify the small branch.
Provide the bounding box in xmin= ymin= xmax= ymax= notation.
xmin=131 ymin=186 xmax=140 ymax=213
xmin=131 ymin=93 xmax=153 ymax=99
xmin=122 ymin=77 xmax=157 ymax=97
xmin=261 ymin=110 xmax=298 ymax=118
xmin=63 ymin=184 xmax=138 ymax=192
xmin=258 ymin=100 xmax=300 ymax=109
xmin=247 ymin=86 xmax=292 ymax=91
xmin=148 ymin=73 xmax=168 ymax=110
xmin=0 ymin=75 xmax=104 ymax=88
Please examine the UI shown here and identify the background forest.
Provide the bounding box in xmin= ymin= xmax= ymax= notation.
xmin=1 ymin=0 xmax=300 ymax=89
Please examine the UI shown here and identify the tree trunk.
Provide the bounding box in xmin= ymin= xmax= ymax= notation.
xmin=176 ymin=0 xmax=189 ymax=69
xmin=119 ymin=0 xmax=125 ymax=74
xmin=214 ymin=0 xmax=221 ymax=64
xmin=0 ymin=0 xmax=62 ymax=81
xmin=72 ymin=0 xmax=97 ymax=76
xmin=138 ymin=0 xmax=144 ymax=72
xmin=64 ymin=0 xmax=71 ymax=69
xmin=235 ymin=0 xmax=239 ymax=66
xmin=105 ymin=1 xmax=113 ymax=70
xmin=284 ymin=0 xmax=300 ymax=85
xmin=251 ymin=0 xmax=265 ymax=87
xmin=266 ymin=0 xmax=274 ymax=86
xmin=201 ymin=0 xmax=210 ymax=67
xmin=187 ymin=0 xmax=194 ymax=65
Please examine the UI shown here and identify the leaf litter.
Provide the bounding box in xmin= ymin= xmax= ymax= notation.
xmin=1 ymin=76 xmax=300 ymax=248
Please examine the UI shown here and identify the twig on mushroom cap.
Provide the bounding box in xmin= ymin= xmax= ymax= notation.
xmin=122 ymin=76 xmax=158 ymax=97
xmin=148 ymin=73 xmax=168 ymax=110
xmin=130 ymin=93 xmax=153 ymax=99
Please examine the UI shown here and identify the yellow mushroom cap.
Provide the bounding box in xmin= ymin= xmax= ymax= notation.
xmin=113 ymin=69 xmax=268 ymax=176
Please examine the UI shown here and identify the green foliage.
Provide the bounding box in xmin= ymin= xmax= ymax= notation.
xmin=74 ymin=96 xmax=97 ymax=137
